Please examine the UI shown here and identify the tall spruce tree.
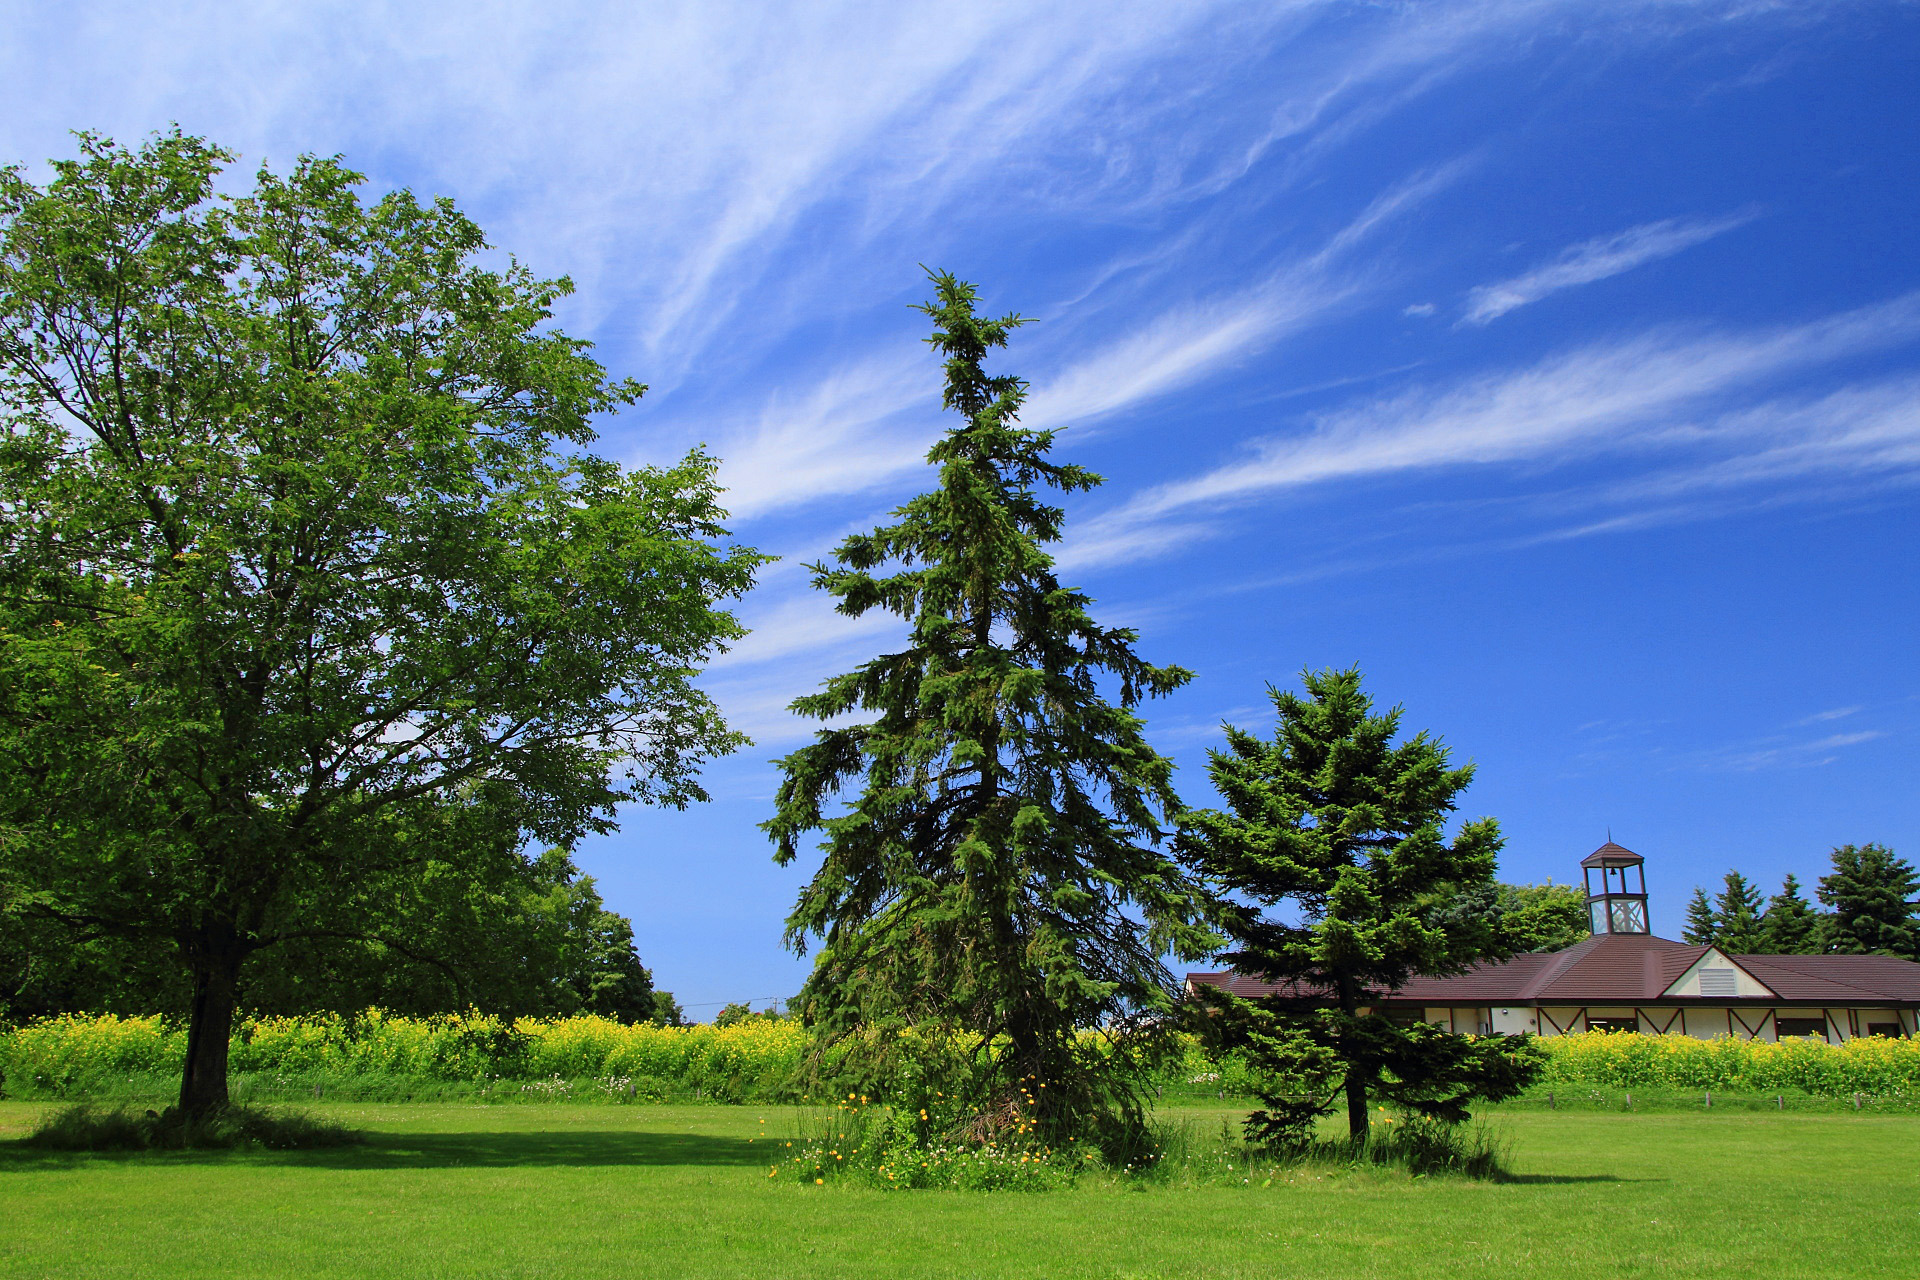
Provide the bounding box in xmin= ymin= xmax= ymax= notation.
xmin=1175 ymin=668 xmax=1541 ymax=1148
xmin=1817 ymin=844 xmax=1920 ymax=959
xmin=1683 ymin=888 xmax=1720 ymax=946
xmin=1760 ymin=874 xmax=1818 ymax=955
xmin=764 ymin=273 xmax=1215 ymax=1146
xmin=1714 ymin=872 xmax=1766 ymax=952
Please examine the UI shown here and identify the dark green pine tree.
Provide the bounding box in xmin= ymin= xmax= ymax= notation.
xmin=1713 ymin=872 xmax=1767 ymax=953
xmin=1760 ymin=873 xmax=1819 ymax=955
xmin=1176 ymin=668 xmax=1541 ymax=1149
xmin=764 ymin=273 xmax=1216 ymax=1146
xmin=1682 ymin=888 xmax=1720 ymax=946
xmin=1817 ymin=844 xmax=1920 ymax=960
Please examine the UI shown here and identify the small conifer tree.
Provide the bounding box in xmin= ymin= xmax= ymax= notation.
xmin=1714 ymin=872 xmax=1766 ymax=952
xmin=1760 ymin=874 xmax=1819 ymax=954
xmin=1176 ymin=668 xmax=1540 ymax=1148
xmin=1682 ymin=888 xmax=1720 ymax=946
xmin=765 ymin=273 xmax=1215 ymax=1148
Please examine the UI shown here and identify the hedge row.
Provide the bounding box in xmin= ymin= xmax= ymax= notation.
xmin=5 ymin=1015 xmax=1917 ymax=1101
xmin=0 ymin=1012 xmax=808 ymax=1101
xmin=1536 ymin=1030 xmax=1920 ymax=1096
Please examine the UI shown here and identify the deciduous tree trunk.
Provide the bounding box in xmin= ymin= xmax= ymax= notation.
xmin=179 ymin=946 xmax=243 ymax=1118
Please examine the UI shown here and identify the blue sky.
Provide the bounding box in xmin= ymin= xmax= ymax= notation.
xmin=7 ymin=1 xmax=1918 ymax=1014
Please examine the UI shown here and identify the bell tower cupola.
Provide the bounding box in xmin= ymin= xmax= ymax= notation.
xmin=1581 ymin=841 xmax=1649 ymax=935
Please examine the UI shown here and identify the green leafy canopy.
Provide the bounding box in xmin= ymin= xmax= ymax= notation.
xmin=0 ymin=131 xmax=763 ymax=1109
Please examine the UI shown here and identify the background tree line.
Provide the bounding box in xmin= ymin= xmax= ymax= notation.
xmin=1 ymin=851 xmax=684 ymax=1026
xmin=1682 ymin=844 xmax=1920 ymax=959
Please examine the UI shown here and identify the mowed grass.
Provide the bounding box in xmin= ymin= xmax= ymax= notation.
xmin=1 ymin=1101 xmax=1914 ymax=1279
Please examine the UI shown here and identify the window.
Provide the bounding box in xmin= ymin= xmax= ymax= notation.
xmin=1608 ymin=899 xmax=1647 ymax=933
xmin=1697 ymin=968 xmax=1737 ymax=997
xmin=1588 ymin=1017 xmax=1639 ymax=1033
xmin=1865 ymin=1022 xmax=1905 ymax=1038
xmin=1776 ymin=1017 xmax=1828 ymax=1041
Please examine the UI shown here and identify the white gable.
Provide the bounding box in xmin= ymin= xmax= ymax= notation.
xmin=1662 ymin=947 xmax=1777 ymax=999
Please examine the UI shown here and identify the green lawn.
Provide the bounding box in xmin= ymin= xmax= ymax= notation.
xmin=1 ymin=1101 xmax=1914 ymax=1279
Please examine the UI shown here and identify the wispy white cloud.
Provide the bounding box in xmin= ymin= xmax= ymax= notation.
xmin=1063 ymin=292 xmax=1920 ymax=568
xmin=1689 ymin=728 xmax=1886 ymax=773
xmin=706 ymin=351 xmax=935 ymax=519
xmin=1461 ymin=211 xmax=1757 ymax=325
xmin=708 ymin=594 xmax=904 ymax=672
xmin=0 ymin=0 xmax=1791 ymax=396
xmin=1022 ymin=163 xmax=1469 ymax=433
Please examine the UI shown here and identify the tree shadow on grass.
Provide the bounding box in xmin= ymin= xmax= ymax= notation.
xmin=0 ymin=1128 xmax=767 ymax=1172
xmin=1499 ymin=1173 xmax=1649 ymax=1185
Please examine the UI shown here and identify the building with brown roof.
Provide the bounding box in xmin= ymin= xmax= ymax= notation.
xmin=1186 ymin=842 xmax=1920 ymax=1042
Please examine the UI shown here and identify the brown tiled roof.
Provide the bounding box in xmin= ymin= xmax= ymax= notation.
xmin=1393 ymin=933 xmax=1705 ymax=1002
xmin=1185 ymin=971 xmax=1336 ymax=1001
xmin=1735 ymin=953 xmax=1920 ymax=1002
xmin=1188 ymin=934 xmax=1920 ymax=1006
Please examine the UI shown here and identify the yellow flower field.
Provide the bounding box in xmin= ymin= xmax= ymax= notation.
xmin=3 ymin=1015 xmax=1916 ymax=1100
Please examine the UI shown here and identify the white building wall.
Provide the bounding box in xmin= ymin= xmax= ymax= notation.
xmin=1450 ymin=1006 xmax=1491 ymax=1034
xmin=1682 ymin=1008 xmax=1730 ymax=1039
xmin=1491 ymin=1006 xmax=1536 ymax=1035
xmin=1538 ymin=1007 xmax=1584 ymax=1035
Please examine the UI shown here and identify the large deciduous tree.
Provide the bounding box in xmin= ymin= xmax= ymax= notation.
xmin=1421 ymin=880 xmax=1588 ymax=955
xmin=0 ymin=133 xmax=760 ymax=1114
xmin=1176 ymin=667 xmax=1540 ymax=1148
xmin=764 ymin=273 xmax=1214 ymax=1148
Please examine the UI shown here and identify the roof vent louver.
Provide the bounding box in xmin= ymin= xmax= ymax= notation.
xmin=1698 ymin=968 xmax=1737 ymax=997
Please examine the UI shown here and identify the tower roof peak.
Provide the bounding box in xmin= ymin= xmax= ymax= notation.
xmin=1581 ymin=840 xmax=1642 ymax=868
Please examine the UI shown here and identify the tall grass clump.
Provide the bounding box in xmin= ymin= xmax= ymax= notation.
xmin=1293 ymin=1110 xmax=1511 ymax=1179
xmin=773 ymin=1088 xmax=1099 ymax=1191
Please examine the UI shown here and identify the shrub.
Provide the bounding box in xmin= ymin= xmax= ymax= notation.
xmin=771 ymin=1091 xmax=1095 ymax=1191
xmin=1303 ymin=1111 xmax=1511 ymax=1179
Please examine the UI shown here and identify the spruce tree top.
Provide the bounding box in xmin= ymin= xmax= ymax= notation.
xmin=765 ymin=273 xmax=1213 ymax=1065
xmin=1176 ymin=667 xmax=1504 ymax=1000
